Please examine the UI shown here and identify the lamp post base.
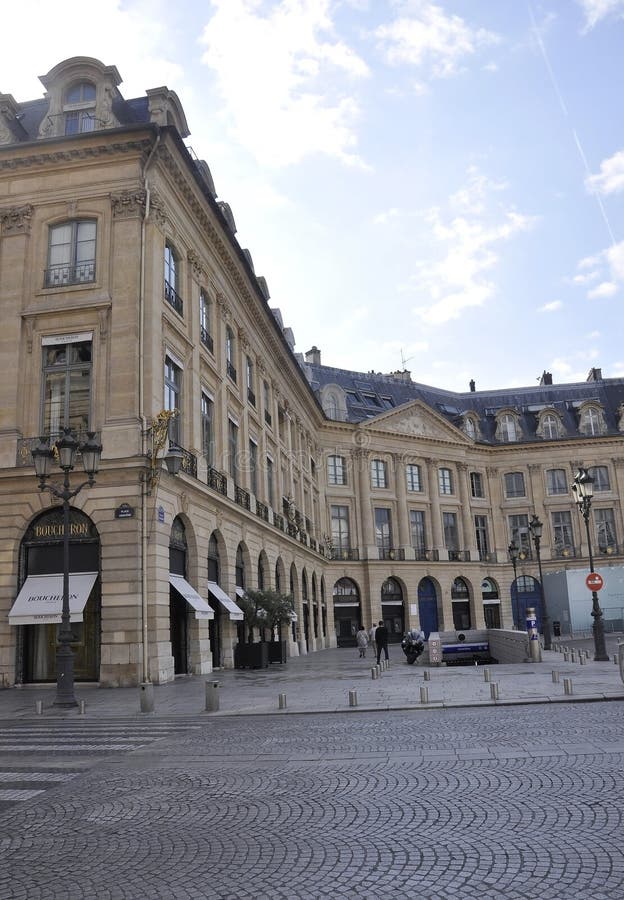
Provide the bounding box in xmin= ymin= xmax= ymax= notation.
xmin=591 ymin=593 xmax=609 ymax=662
xmin=53 ymin=644 xmax=78 ymax=707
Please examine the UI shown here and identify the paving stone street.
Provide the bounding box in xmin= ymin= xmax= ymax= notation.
xmin=1 ymin=694 xmax=624 ymax=898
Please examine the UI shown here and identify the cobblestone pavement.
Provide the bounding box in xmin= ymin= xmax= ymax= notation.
xmin=1 ymin=702 xmax=623 ymax=899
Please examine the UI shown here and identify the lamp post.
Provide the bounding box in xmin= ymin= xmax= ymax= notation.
xmin=32 ymin=428 xmax=102 ymax=707
xmin=528 ymin=514 xmax=551 ymax=651
xmin=571 ymin=467 xmax=609 ymax=661
xmin=508 ymin=541 xmax=518 ymax=628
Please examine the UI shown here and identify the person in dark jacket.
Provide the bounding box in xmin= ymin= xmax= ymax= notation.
xmin=375 ymin=620 xmax=389 ymax=664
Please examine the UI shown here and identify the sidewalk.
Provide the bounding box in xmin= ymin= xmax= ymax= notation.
xmin=1 ymin=638 xmax=622 ymax=719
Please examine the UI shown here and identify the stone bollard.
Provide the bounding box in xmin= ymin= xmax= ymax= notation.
xmin=420 ymin=686 xmax=429 ymax=704
xmin=205 ymin=680 xmax=220 ymax=712
xmin=375 ymin=664 xmax=381 ymax=678
xmin=423 ymin=670 xmax=431 ymax=681
xmin=570 ymin=649 xmax=577 ymax=663
xmin=35 ymin=699 xmax=43 ymax=716
xmin=483 ymin=668 xmax=491 ymax=683
xmin=490 ymin=682 xmax=499 ymax=700
xmin=579 ymin=654 xmax=586 ymax=666
xmin=563 ymin=677 xmax=573 ymax=695
xmin=139 ymin=681 xmax=155 ymax=714
xmin=371 ymin=667 xmax=378 ymax=680
xmin=349 ymin=689 xmax=358 ymax=708
xmin=615 ymin=654 xmax=619 ymax=665
xmin=563 ymin=651 xmax=570 ymax=662
xmin=552 ymin=670 xmax=560 ymax=683
xmin=278 ymin=693 xmax=287 ymax=709
xmin=78 ymin=699 xmax=86 ymax=716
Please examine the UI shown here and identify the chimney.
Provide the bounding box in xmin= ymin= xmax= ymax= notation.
xmin=539 ymin=371 xmax=553 ymax=386
xmin=305 ymin=346 xmax=321 ymax=365
xmin=390 ymin=370 xmax=412 ymax=383
xmin=469 ymin=379 xmax=476 ymax=392
xmin=586 ymin=367 xmax=602 ymax=382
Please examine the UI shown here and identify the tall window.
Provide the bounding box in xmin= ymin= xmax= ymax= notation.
xmin=263 ymin=380 xmax=272 ymax=426
xmin=249 ymin=440 xmax=258 ymax=495
xmin=470 ymin=471 xmax=484 ymax=498
xmin=164 ymin=242 xmax=182 ymax=315
xmin=225 ymin=327 xmax=236 ymax=382
xmin=201 ymin=392 xmax=214 ymax=466
xmin=46 ymin=220 xmax=96 ymax=287
xmin=42 ymin=338 xmax=92 ymax=433
xmin=551 ymin=511 xmax=574 ymax=555
xmin=546 ymin=469 xmax=567 ymax=495
xmin=504 ymin=472 xmax=525 ymax=498
xmin=409 ymin=510 xmax=426 ymax=555
xmin=406 ymin=464 xmax=422 ymax=492
xmin=164 ymin=356 xmax=181 ymax=443
xmin=581 ymin=406 xmax=602 ymax=435
xmin=542 ymin=414 xmax=558 ymax=439
xmin=443 ymin=512 xmax=459 ymax=554
xmin=499 ymin=414 xmax=517 ymax=442
xmin=595 ymin=508 xmax=617 ymax=553
xmin=266 ymin=457 xmax=274 ymax=507
xmin=474 ymin=515 xmax=489 ymax=560
xmin=331 ymin=505 xmax=351 ymax=552
xmin=509 ymin=514 xmax=531 ymax=558
xmin=464 ymin=416 xmax=476 ymax=438
xmin=228 ymin=420 xmax=238 ymax=481
xmin=439 ymin=467 xmax=453 ymax=495
xmin=246 ymin=357 xmax=255 ymax=406
xmin=371 ymin=459 xmax=388 ymax=489
xmin=374 ymin=508 xmax=392 ymax=552
xmin=327 ymin=455 xmax=346 ymax=486
xmin=199 ymin=290 xmax=213 ymax=352
xmin=64 ymin=81 xmax=96 ymax=134
xmin=589 ymin=466 xmax=610 ymax=491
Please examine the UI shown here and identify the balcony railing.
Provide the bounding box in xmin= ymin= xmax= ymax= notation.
xmin=413 ymin=548 xmax=433 ymax=562
xmin=287 ymin=523 xmax=298 ymax=538
xmin=200 ymin=326 xmax=214 ymax=354
xmin=309 ymin=538 xmax=318 ymax=552
xmin=479 ymin=550 xmax=497 ymax=563
xmin=273 ymin=512 xmax=285 ymax=532
xmin=226 ymin=360 xmax=237 ymax=383
xmin=378 ymin=548 xmax=405 ymax=561
xmin=235 ymin=485 xmax=250 ymax=510
xmin=44 ymin=260 xmax=96 ymax=288
xmin=330 ymin=548 xmax=360 ymax=561
xmin=299 ymin=532 xmax=308 ymax=546
xmin=164 ymin=280 xmax=183 ymax=316
xmin=599 ymin=543 xmax=619 ymax=557
xmin=256 ymin=500 xmax=269 ymax=522
xmin=207 ymin=466 xmax=227 ymax=496
xmin=179 ymin=446 xmax=197 ymax=479
xmin=448 ymin=549 xmax=471 ymax=562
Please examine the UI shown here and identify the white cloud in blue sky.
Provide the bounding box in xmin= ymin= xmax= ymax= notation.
xmin=0 ymin=0 xmax=622 ymax=390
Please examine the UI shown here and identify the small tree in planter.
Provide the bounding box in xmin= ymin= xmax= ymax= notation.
xmin=244 ymin=589 xmax=295 ymax=664
xmin=234 ymin=591 xmax=269 ymax=668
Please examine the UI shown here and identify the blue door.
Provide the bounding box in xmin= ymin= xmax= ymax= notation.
xmin=418 ymin=578 xmax=439 ymax=638
xmin=511 ymin=577 xmax=542 ymax=632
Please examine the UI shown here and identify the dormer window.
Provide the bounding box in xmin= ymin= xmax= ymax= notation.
xmin=579 ymin=404 xmax=605 ymax=436
xmin=64 ymin=81 xmax=96 ymax=135
xmin=497 ymin=412 xmax=520 ymax=443
xmin=540 ymin=413 xmax=559 ymax=440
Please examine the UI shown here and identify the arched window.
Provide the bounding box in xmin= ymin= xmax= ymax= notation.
xmin=451 ymin=577 xmax=471 ymax=630
xmin=464 ymin=416 xmax=476 ymax=438
xmin=64 ymin=81 xmax=96 ymax=134
xmin=580 ymin=405 xmax=604 ymax=436
xmin=381 ymin=577 xmax=402 ymax=601
xmin=541 ymin=414 xmax=559 ymax=440
xmin=499 ymin=413 xmax=517 ymax=443
xmin=451 ymin=577 xmax=469 ymax=599
xmin=257 ymin=556 xmax=265 ymax=590
xmin=516 ymin=575 xmax=537 ymax=592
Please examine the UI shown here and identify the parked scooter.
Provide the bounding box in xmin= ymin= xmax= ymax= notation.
xmin=401 ymin=629 xmax=425 ymax=665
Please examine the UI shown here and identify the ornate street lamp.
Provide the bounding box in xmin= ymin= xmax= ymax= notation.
xmin=528 ymin=514 xmax=551 ymax=650
xmin=32 ymin=428 xmax=102 ymax=707
xmin=508 ymin=541 xmax=518 ymax=581
xmin=571 ymin=467 xmax=609 ymax=661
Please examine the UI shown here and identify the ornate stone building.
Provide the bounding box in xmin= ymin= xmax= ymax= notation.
xmin=1 ymin=57 xmax=623 ymax=687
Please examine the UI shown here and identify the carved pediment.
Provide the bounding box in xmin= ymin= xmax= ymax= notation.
xmin=361 ymin=400 xmax=469 ymax=444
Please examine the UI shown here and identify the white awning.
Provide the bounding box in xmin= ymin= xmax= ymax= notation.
xmin=208 ymin=582 xmax=244 ymax=621
xmin=9 ymin=572 xmax=98 ymax=626
xmin=235 ymin=586 xmax=245 ymax=599
xmin=169 ymin=575 xmax=214 ymax=620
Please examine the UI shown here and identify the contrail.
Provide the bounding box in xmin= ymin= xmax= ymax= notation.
xmin=528 ymin=3 xmax=617 ymax=247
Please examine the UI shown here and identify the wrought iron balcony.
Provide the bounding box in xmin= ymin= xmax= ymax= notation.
xmin=235 ymin=485 xmax=250 ymax=510
xmin=287 ymin=523 xmax=298 ymax=538
xmin=448 ymin=549 xmax=471 ymax=562
xmin=479 ymin=550 xmax=497 ymax=563
xmin=256 ymin=500 xmax=269 ymax=522
xmin=17 ymin=431 xmax=102 ymax=468
xmin=330 ymin=548 xmax=360 ymax=561
xmin=273 ymin=512 xmax=285 ymax=532
xmin=207 ymin=466 xmax=227 ymax=496
xmin=178 ymin=446 xmax=197 ymax=479
xmin=299 ymin=532 xmax=308 ymax=545
xmin=379 ymin=548 xmax=405 ymax=561
xmin=552 ymin=544 xmax=576 ymax=559
xmin=599 ymin=542 xmax=619 ymax=557
xmin=164 ymin=280 xmax=183 ymax=316
xmin=44 ymin=260 xmax=96 ymax=288
xmin=200 ymin=326 xmax=214 ymax=353
xmin=413 ymin=548 xmax=433 ymax=561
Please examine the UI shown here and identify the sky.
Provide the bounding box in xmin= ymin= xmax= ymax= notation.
xmin=1 ymin=0 xmax=623 ymax=392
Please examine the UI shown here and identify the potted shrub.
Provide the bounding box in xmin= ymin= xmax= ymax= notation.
xmin=244 ymin=589 xmax=295 ymax=664
xmin=234 ymin=591 xmax=269 ymax=669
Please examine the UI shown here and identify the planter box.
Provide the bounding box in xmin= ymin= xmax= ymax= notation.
xmin=235 ymin=641 xmax=269 ymax=669
xmin=268 ymin=640 xmax=287 ymax=664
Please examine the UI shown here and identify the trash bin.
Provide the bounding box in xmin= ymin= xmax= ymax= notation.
xmin=553 ymin=621 xmax=561 ymax=637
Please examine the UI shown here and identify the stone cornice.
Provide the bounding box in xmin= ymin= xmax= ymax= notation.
xmin=0 ymin=138 xmax=152 ymax=172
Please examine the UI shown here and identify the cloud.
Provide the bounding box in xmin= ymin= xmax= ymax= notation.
xmin=198 ymin=0 xmax=370 ymax=168
xmin=372 ymin=207 xmax=400 ymax=225
xmin=578 ymin=0 xmax=624 ymax=30
xmin=538 ymin=300 xmax=563 ymax=312
xmin=586 ymin=149 xmax=624 ymax=195
xmin=407 ymin=168 xmax=535 ymax=325
xmin=375 ymin=2 xmax=499 ymax=79
xmin=588 ymin=281 xmax=618 ymax=299
xmin=573 ymin=239 xmax=624 ymax=299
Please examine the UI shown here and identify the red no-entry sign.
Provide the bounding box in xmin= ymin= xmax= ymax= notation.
xmin=586 ymin=572 xmax=604 ymax=591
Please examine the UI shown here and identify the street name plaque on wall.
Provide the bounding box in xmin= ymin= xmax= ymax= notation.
xmin=114 ymin=503 xmax=135 ymax=519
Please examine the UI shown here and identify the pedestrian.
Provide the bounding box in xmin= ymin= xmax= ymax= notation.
xmin=369 ymin=623 xmax=377 ymax=658
xmin=375 ymin=619 xmax=389 ymax=664
xmin=356 ymin=624 xmax=369 ymax=658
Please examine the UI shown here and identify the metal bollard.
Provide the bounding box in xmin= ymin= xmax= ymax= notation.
xmin=375 ymin=664 xmax=381 ymax=678
xmin=579 ymin=654 xmax=586 ymax=666
xmin=483 ymin=668 xmax=491 ymax=683
xmin=490 ymin=682 xmax=499 ymax=700
xmin=423 ymin=670 xmax=431 ymax=681
xmin=552 ymin=670 xmax=560 ymax=683
xmin=205 ymin=680 xmax=220 ymax=712
xmin=371 ymin=667 xmax=378 ymax=680
xmin=278 ymin=693 xmax=287 ymax=709
xmin=349 ymin=689 xmax=358 ymax=707
xmin=35 ymin=699 xmax=43 ymax=715
xmin=570 ymin=650 xmax=577 ymax=663
xmin=139 ymin=681 xmax=155 ymax=714
xmin=420 ymin=686 xmax=429 ymax=704
xmin=563 ymin=651 xmax=570 ymax=662
xmin=78 ymin=699 xmax=86 ymax=715
xmin=563 ymin=677 xmax=573 ymax=695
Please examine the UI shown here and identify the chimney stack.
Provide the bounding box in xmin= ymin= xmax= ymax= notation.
xmin=539 ymin=371 xmax=553 ymax=386
xmin=586 ymin=367 xmax=602 ymax=382
xmin=469 ymin=379 xmax=476 ymax=392
xmin=305 ymin=346 xmax=321 ymax=365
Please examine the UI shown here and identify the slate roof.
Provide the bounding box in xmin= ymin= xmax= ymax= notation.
xmin=304 ymin=362 xmax=624 ymax=444
xmin=4 ymin=95 xmax=151 ymax=143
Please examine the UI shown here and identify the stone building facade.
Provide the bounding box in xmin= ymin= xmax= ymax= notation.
xmin=1 ymin=57 xmax=623 ymax=687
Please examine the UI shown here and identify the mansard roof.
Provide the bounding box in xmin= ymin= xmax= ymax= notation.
xmin=305 ymin=362 xmax=624 ymax=443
